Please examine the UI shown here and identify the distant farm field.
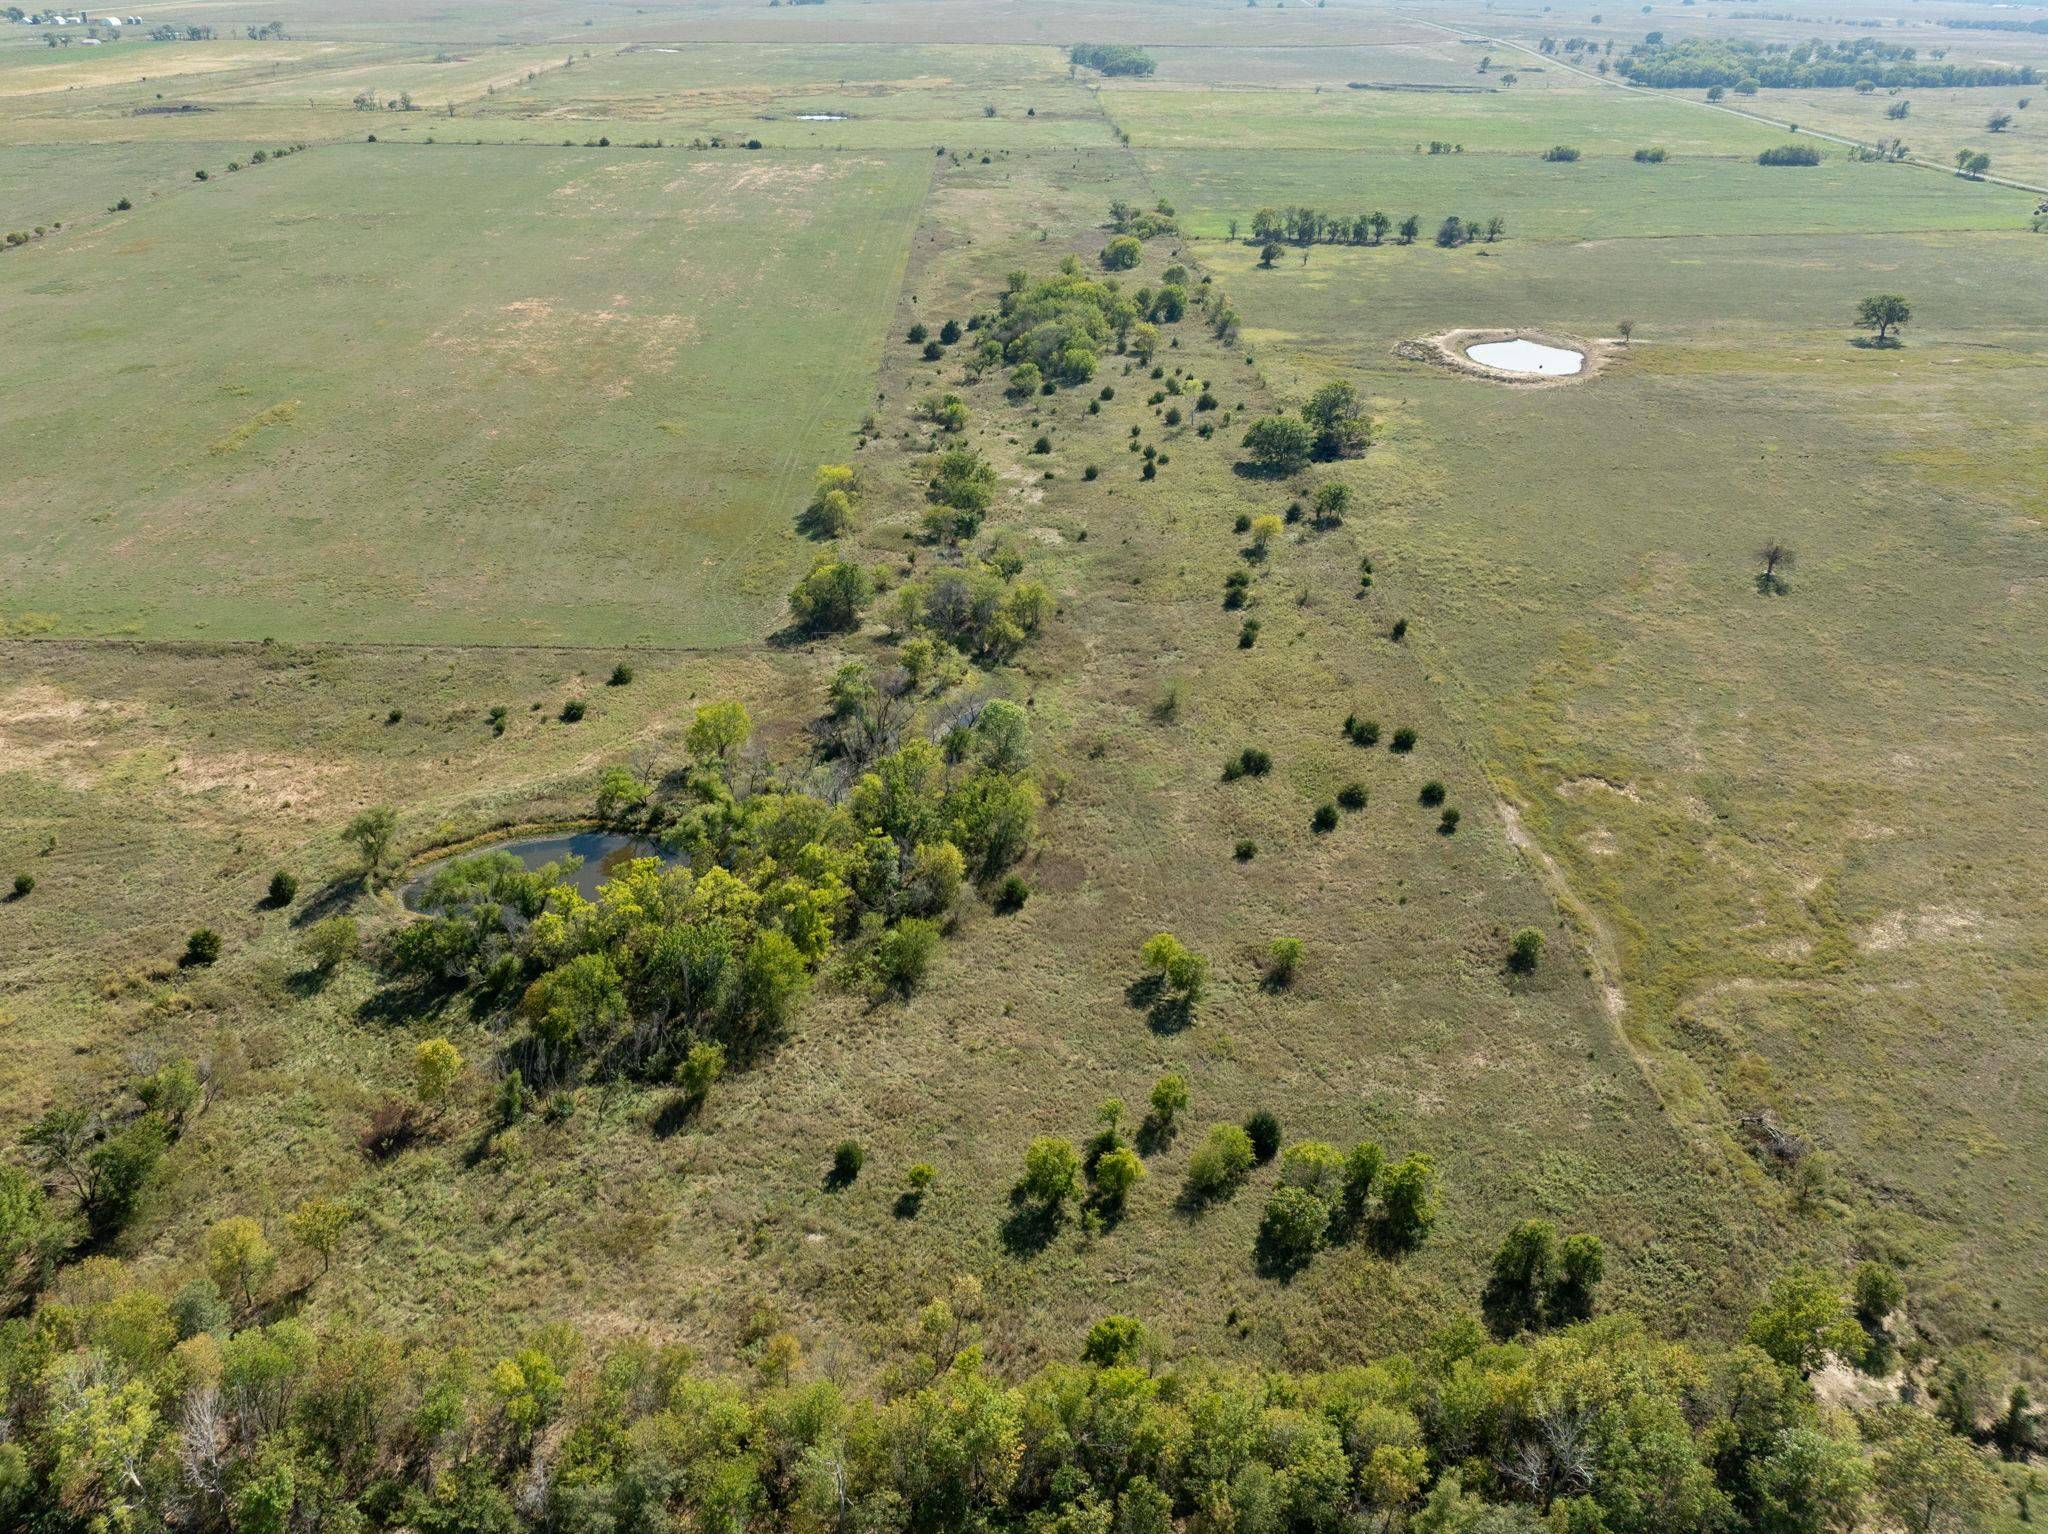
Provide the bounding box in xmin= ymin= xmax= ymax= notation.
xmin=1144 ymin=147 xmax=2040 ymax=239
xmin=1105 ymin=79 xmax=1792 ymax=155
xmin=0 ymin=143 xmax=930 ymax=644
xmin=0 ymin=140 xmax=255 ymax=227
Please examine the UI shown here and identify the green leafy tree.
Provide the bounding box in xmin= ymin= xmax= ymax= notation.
xmin=1339 ymin=1141 xmax=1382 ymax=1227
xmin=1139 ymin=932 xmax=1208 ymax=1003
xmin=1746 ymin=1266 xmax=1863 ymax=1376
xmin=1856 ymin=292 xmax=1910 ymax=343
xmin=342 ymin=805 xmax=399 ymax=883
xmin=1311 ymin=482 xmax=1351 ymax=527
xmin=1022 ymin=1137 xmax=1082 ymax=1208
xmin=1186 ymin=1123 xmax=1255 ymax=1202
xmin=205 ymin=1216 xmax=277 ymax=1313
xmin=1241 ymin=415 xmax=1313 ymax=474
xmin=1257 ymin=1185 xmax=1330 ymax=1272
xmin=1093 ymin=1146 xmax=1146 ymax=1206
xmin=1147 ymin=1072 xmax=1189 ymax=1135
xmin=1866 ymin=1404 xmax=2002 ymax=1534
xmin=285 ymin=1198 xmax=354 ymax=1275
xmin=788 ymin=558 xmax=873 ymax=634
xmin=683 ymin=699 xmax=752 ymax=769
xmin=1552 ymin=1232 xmax=1606 ymax=1323
xmin=1377 ymin=1154 xmax=1437 ymax=1251
xmin=675 ymin=1040 xmax=726 ymax=1105
xmin=302 ymin=916 xmax=357 ymax=976
xmin=925 ymin=445 xmax=998 ymax=540
xmin=1852 ymin=1261 xmax=1904 ymax=1331
xmin=412 ymin=1039 xmax=462 ymax=1112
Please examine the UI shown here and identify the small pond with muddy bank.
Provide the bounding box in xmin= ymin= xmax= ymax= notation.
xmin=403 ymin=830 xmax=679 ymax=908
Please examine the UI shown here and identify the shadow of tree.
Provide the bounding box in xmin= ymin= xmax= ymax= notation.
xmin=650 ymin=1091 xmax=703 ymax=1140
xmin=292 ymin=874 xmax=369 ymax=929
xmin=999 ymin=1188 xmax=1065 ymax=1257
xmin=1146 ymin=995 xmax=1195 ymax=1034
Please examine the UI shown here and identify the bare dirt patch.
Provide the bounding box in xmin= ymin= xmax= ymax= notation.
xmin=0 ymin=684 xmax=138 ymax=786
xmin=1395 ymin=328 xmax=1616 ymax=387
xmin=1858 ymin=905 xmax=1984 ymax=953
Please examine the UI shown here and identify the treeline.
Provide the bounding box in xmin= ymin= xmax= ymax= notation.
xmin=1944 ymin=15 xmax=2048 ymax=30
xmin=0 ymin=1262 xmax=2019 ymax=1533
xmin=1618 ymin=36 xmax=2037 ymax=88
xmin=1069 ymin=43 xmax=1155 ymax=76
xmin=1245 ymin=205 xmax=1504 ymax=248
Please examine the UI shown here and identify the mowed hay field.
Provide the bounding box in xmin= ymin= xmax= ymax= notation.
xmin=0 ymin=143 xmax=929 ymax=644
xmin=1194 ymin=214 xmax=2048 ymax=1359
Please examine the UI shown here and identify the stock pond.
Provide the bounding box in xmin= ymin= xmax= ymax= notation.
xmin=404 ymin=831 xmax=678 ymax=906
xmin=1466 ymin=338 xmax=1584 ymax=376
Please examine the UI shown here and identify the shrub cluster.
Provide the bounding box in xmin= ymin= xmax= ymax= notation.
xmin=389 ymin=701 xmax=1036 ymax=1087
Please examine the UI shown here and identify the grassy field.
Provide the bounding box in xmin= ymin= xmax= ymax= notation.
xmin=0 ymin=147 xmax=1761 ymax=1372
xmin=1105 ymin=77 xmax=1796 ymax=155
xmin=0 ymin=140 xmax=268 ymax=227
xmin=1144 ymin=147 xmax=2040 ymax=240
xmin=1204 ymin=223 xmax=2048 ymax=1363
xmin=0 ymin=141 xmax=928 ymax=643
xmin=2 ymin=0 xmax=2045 ymax=1433
xmin=1766 ymin=87 xmax=2048 ymax=189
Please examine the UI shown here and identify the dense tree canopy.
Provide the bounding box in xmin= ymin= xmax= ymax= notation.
xmin=1617 ymin=36 xmax=2035 ymax=88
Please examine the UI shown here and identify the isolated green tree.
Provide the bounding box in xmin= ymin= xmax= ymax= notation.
xmin=1746 ymin=1266 xmax=1863 ymax=1376
xmin=788 ymin=558 xmax=873 ymax=634
xmin=1022 ymin=1136 xmax=1082 ymax=1207
xmin=343 ymin=805 xmax=399 ymax=883
xmin=1855 ymin=293 xmax=1910 ymax=343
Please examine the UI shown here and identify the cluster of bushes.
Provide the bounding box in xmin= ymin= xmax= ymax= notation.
xmin=971 ymin=257 xmax=1189 ymax=391
xmin=889 ymin=556 xmax=1051 ymax=662
xmin=1240 ymin=381 xmax=1370 ymax=474
xmin=1617 ymin=35 xmax=2037 ymax=89
xmin=388 ymin=699 xmax=1035 ymax=1087
xmin=1758 ymin=144 xmax=1823 ymax=166
xmin=0 ymin=1264 xmax=1996 ymax=1534
xmin=1944 ymin=14 xmax=2048 ymax=31
xmin=1069 ymin=42 xmax=1155 ymax=76
xmin=1255 ymin=1137 xmax=1438 ymax=1273
xmin=8 ymin=1054 xmax=211 ymax=1276
xmin=1010 ymin=1076 xmax=1189 ymax=1229
xmin=1106 ymin=196 xmax=1178 ymax=240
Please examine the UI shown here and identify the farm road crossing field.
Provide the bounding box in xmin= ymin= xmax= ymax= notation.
xmin=0 ymin=143 xmax=930 ymax=645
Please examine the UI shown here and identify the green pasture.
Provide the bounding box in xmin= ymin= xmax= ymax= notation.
xmin=0 ymin=141 xmax=261 ymax=228
xmin=0 ymin=142 xmax=930 ymax=643
xmin=1105 ymin=78 xmax=1793 ymax=155
xmin=1144 ymin=147 xmax=2040 ymax=240
xmin=1209 ymin=224 xmax=2048 ymax=1355
xmin=1764 ymin=86 xmax=2048 ymax=190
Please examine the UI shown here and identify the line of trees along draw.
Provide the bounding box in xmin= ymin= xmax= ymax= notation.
xmin=1245 ymin=207 xmax=1504 ymax=249
xmin=1616 ymin=36 xmax=2037 ymax=89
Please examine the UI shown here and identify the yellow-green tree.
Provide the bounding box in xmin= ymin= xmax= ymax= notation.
xmin=205 ymin=1217 xmax=276 ymax=1313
